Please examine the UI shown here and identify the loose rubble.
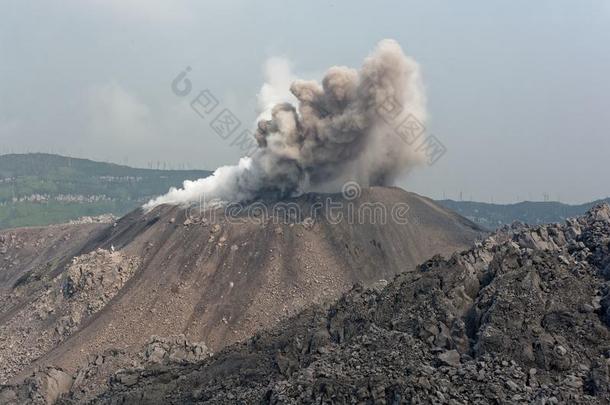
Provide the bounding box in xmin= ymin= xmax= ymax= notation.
xmin=0 ymin=187 xmax=483 ymax=405
xmin=51 ymin=203 xmax=610 ymax=404
xmin=0 ymin=335 xmax=211 ymax=404
xmin=0 ymin=249 xmax=140 ymax=383
xmin=0 ymin=367 xmax=73 ymax=405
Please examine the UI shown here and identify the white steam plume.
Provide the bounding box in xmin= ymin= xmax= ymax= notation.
xmin=257 ymin=57 xmax=297 ymax=121
xmin=145 ymin=39 xmax=427 ymax=209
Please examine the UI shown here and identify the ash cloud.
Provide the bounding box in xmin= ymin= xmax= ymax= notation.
xmin=145 ymin=39 xmax=427 ymax=209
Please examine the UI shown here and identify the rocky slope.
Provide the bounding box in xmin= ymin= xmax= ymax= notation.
xmin=0 ymin=335 xmax=211 ymax=405
xmin=0 ymin=249 xmax=140 ymax=383
xmin=0 ymin=222 xmax=110 ymax=295
xmin=0 ymin=187 xmax=484 ymax=393
xmin=35 ymin=202 xmax=610 ymax=404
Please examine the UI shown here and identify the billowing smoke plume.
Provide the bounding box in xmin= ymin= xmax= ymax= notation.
xmin=145 ymin=39 xmax=427 ymax=209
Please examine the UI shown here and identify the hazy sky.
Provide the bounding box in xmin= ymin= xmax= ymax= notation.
xmin=1 ymin=0 xmax=608 ymax=203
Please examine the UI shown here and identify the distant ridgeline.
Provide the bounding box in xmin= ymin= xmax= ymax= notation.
xmin=438 ymin=198 xmax=610 ymax=230
xmin=0 ymin=153 xmax=606 ymax=231
xmin=0 ymin=154 xmax=211 ymax=229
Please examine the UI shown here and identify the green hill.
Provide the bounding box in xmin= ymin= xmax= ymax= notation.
xmin=2 ymin=153 xmax=607 ymax=231
xmin=0 ymin=153 xmax=211 ymax=229
xmin=437 ymin=198 xmax=610 ymax=230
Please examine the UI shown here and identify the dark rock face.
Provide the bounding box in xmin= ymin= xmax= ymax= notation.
xmin=0 ymin=335 xmax=211 ymax=404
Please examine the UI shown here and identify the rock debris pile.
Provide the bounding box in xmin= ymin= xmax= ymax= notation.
xmin=0 ymin=249 xmax=140 ymax=383
xmin=4 ymin=203 xmax=610 ymax=404
xmin=0 ymin=335 xmax=210 ymax=404
xmin=74 ymin=204 xmax=610 ymax=404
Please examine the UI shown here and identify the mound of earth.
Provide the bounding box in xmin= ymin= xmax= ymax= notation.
xmin=0 ymin=187 xmax=484 ymax=389
xmin=0 ymin=222 xmax=110 ymax=294
xmin=0 ymin=249 xmax=140 ymax=383
xmin=38 ymin=203 xmax=610 ymax=404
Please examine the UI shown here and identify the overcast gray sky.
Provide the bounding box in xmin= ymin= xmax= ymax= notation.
xmin=1 ymin=0 xmax=608 ymax=203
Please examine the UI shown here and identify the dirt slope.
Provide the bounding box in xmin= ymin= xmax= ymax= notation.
xmin=0 ymin=223 xmax=110 ymax=331
xmin=0 ymin=187 xmax=484 ymax=385
xmin=0 ymin=223 xmax=109 ymax=293
xmin=52 ymin=203 xmax=610 ymax=405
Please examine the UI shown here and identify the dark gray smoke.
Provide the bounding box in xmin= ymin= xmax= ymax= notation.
xmin=145 ymin=39 xmax=427 ymax=209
